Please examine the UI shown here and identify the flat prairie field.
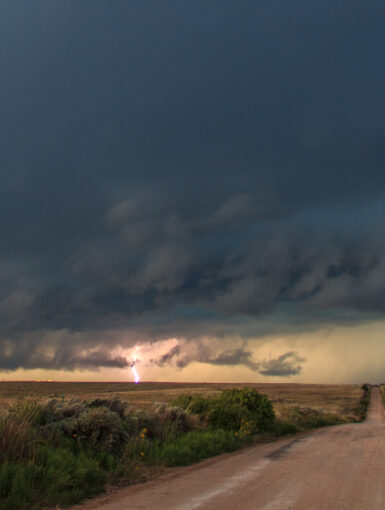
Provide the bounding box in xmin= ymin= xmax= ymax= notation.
xmin=0 ymin=381 xmax=364 ymax=421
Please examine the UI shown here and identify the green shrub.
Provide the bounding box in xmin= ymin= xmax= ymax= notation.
xmin=124 ymin=409 xmax=162 ymax=439
xmin=44 ymin=399 xmax=84 ymax=421
xmin=206 ymin=401 xmax=245 ymax=430
xmin=173 ymin=394 xmax=211 ymax=415
xmin=37 ymin=400 xmax=130 ymax=452
xmin=186 ymin=396 xmax=211 ymax=414
xmin=87 ymin=397 xmax=128 ymax=418
xmin=70 ymin=407 xmax=129 ymax=451
xmin=218 ymin=388 xmax=275 ymax=431
xmin=174 ymin=387 xmax=275 ymax=433
xmin=152 ymin=403 xmax=192 ymax=436
xmin=172 ymin=395 xmax=193 ymax=409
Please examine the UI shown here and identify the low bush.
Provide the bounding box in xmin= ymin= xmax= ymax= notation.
xmin=124 ymin=409 xmax=162 ymax=439
xmin=206 ymin=401 xmax=245 ymax=430
xmin=87 ymin=396 xmax=128 ymax=418
xmin=153 ymin=403 xmax=194 ymax=436
xmin=218 ymin=388 xmax=275 ymax=431
xmin=173 ymin=387 xmax=275 ymax=435
xmin=173 ymin=394 xmax=210 ymax=415
xmin=41 ymin=405 xmax=129 ymax=453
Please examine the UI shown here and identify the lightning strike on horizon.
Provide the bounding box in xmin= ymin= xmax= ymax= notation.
xmin=131 ymin=364 xmax=139 ymax=384
xmin=130 ymin=350 xmax=140 ymax=383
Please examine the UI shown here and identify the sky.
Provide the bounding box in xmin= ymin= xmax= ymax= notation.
xmin=1 ymin=1 xmax=385 ymax=383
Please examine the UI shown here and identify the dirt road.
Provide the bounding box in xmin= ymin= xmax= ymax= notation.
xmin=77 ymin=387 xmax=385 ymax=510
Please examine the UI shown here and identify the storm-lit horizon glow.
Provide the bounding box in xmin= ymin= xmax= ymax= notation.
xmin=1 ymin=1 xmax=385 ymax=383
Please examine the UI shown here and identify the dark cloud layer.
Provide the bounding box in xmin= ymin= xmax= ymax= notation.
xmin=150 ymin=341 xmax=305 ymax=377
xmin=259 ymin=352 xmax=305 ymax=377
xmin=0 ymin=329 xmax=132 ymax=371
xmin=151 ymin=343 xmax=259 ymax=371
xmin=1 ymin=1 xmax=385 ymax=373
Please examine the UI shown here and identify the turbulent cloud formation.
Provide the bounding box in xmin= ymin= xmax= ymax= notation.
xmin=150 ymin=341 xmax=260 ymax=371
xmin=151 ymin=340 xmax=305 ymax=377
xmin=0 ymin=1 xmax=385 ymax=376
xmin=0 ymin=332 xmax=132 ymax=372
xmin=259 ymin=352 xmax=305 ymax=377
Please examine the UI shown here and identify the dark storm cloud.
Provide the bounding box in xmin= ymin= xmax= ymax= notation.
xmin=0 ymin=333 xmax=131 ymax=371
xmin=150 ymin=342 xmax=260 ymax=371
xmin=1 ymin=0 xmax=385 ymax=371
xmin=150 ymin=340 xmax=304 ymax=377
xmin=259 ymin=352 xmax=305 ymax=377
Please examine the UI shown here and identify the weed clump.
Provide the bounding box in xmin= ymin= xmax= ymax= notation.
xmin=357 ymin=384 xmax=371 ymax=420
xmin=276 ymin=406 xmax=341 ymax=429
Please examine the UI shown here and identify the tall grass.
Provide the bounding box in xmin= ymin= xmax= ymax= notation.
xmin=140 ymin=429 xmax=242 ymax=467
xmin=0 ymin=446 xmax=106 ymax=510
xmin=0 ymin=400 xmax=42 ymax=463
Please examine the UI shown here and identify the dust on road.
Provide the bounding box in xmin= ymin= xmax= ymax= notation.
xmin=72 ymin=387 xmax=385 ymax=510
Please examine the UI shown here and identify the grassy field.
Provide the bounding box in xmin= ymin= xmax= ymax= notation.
xmin=0 ymin=381 xmax=367 ymax=509
xmin=0 ymin=381 xmax=364 ymax=421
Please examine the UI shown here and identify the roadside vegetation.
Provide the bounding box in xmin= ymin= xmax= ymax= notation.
xmin=378 ymin=384 xmax=385 ymax=401
xmin=0 ymin=385 xmax=368 ymax=510
xmin=377 ymin=384 xmax=385 ymax=406
xmin=359 ymin=383 xmax=371 ymax=419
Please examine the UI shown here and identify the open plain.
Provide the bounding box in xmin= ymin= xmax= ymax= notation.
xmin=0 ymin=381 xmax=364 ymax=421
